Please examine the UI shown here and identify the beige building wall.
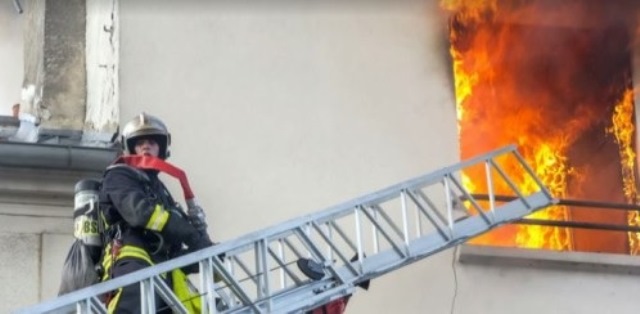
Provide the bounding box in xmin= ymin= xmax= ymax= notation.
xmin=0 ymin=167 xmax=87 ymax=313
xmin=119 ymin=1 xmax=459 ymax=313
xmin=0 ymin=1 xmax=72 ymax=313
xmin=117 ymin=1 xmax=640 ymax=313
xmin=0 ymin=1 xmax=23 ymax=115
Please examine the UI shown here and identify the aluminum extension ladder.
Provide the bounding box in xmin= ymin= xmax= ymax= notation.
xmin=18 ymin=145 xmax=555 ymax=314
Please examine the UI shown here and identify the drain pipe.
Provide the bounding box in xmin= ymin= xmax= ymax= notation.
xmin=12 ymin=0 xmax=23 ymax=14
xmin=0 ymin=141 xmax=119 ymax=172
xmin=0 ymin=115 xmax=118 ymax=172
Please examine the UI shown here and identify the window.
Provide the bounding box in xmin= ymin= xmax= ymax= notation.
xmin=444 ymin=0 xmax=640 ymax=254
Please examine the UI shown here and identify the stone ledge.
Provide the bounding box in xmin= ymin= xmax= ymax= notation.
xmin=0 ymin=166 xmax=101 ymax=207
xmin=0 ymin=142 xmax=117 ymax=171
xmin=458 ymin=244 xmax=640 ymax=275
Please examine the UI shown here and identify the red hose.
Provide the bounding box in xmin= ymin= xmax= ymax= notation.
xmin=115 ymin=155 xmax=195 ymax=200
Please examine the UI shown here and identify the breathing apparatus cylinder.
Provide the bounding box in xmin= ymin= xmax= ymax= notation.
xmin=73 ymin=179 xmax=102 ymax=247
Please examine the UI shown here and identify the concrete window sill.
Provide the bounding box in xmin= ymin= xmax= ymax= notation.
xmin=458 ymin=244 xmax=640 ymax=275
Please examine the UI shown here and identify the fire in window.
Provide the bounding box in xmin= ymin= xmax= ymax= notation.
xmin=441 ymin=0 xmax=640 ymax=254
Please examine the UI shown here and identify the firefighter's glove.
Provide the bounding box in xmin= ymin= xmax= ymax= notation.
xmin=187 ymin=204 xmax=208 ymax=232
xmin=187 ymin=231 xmax=214 ymax=252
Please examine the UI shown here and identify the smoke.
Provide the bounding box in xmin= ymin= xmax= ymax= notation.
xmin=445 ymin=0 xmax=640 ymax=48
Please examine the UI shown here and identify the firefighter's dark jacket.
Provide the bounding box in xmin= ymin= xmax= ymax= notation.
xmin=99 ymin=164 xmax=207 ymax=264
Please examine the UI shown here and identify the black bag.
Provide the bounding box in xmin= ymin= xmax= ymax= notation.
xmin=58 ymin=240 xmax=101 ymax=295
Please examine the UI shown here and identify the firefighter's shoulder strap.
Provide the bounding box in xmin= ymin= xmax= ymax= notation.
xmin=104 ymin=163 xmax=152 ymax=183
xmin=99 ymin=163 xmax=151 ymax=227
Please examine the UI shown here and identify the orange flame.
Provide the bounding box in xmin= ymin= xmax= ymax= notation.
xmin=442 ymin=0 xmax=575 ymax=250
xmin=515 ymin=143 xmax=573 ymax=249
xmin=607 ymin=87 xmax=640 ymax=254
xmin=441 ymin=0 xmax=640 ymax=252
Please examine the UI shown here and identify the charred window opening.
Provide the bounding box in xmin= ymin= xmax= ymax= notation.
xmin=442 ymin=0 xmax=640 ymax=254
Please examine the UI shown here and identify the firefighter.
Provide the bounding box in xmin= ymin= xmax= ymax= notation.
xmin=99 ymin=113 xmax=212 ymax=313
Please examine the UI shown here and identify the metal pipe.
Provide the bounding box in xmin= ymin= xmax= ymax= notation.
xmin=0 ymin=141 xmax=118 ymax=172
xmin=12 ymin=0 xmax=23 ymax=14
xmin=468 ymin=193 xmax=640 ymax=211
xmin=466 ymin=194 xmax=640 ymax=232
xmin=515 ymin=219 xmax=640 ymax=233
